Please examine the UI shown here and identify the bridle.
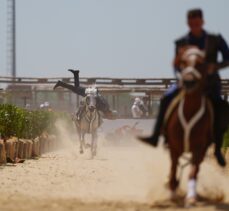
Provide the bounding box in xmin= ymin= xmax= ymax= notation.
xmin=178 ymin=47 xmax=206 ymax=92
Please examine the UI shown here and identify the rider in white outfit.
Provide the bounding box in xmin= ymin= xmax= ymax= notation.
xmin=131 ymin=98 xmax=147 ymax=118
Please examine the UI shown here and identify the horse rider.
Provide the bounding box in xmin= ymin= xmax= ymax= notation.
xmin=131 ymin=97 xmax=148 ymax=118
xmin=53 ymin=69 xmax=114 ymax=120
xmin=139 ymin=8 xmax=229 ymax=166
xmin=74 ymin=86 xmax=101 ymax=123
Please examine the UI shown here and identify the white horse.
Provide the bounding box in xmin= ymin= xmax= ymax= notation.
xmin=73 ymin=87 xmax=102 ymax=158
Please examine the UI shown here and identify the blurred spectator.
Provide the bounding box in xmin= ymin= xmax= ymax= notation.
xmin=131 ymin=97 xmax=148 ymax=118
xmin=39 ymin=101 xmax=52 ymax=111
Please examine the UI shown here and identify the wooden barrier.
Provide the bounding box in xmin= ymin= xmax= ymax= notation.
xmin=0 ymin=134 xmax=58 ymax=165
xmin=0 ymin=140 xmax=6 ymax=164
xmin=23 ymin=139 xmax=33 ymax=159
xmin=32 ymin=137 xmax=41 ymax=157
xmin=5 ymin=137 xmax=18 ymax=161
xmin=18 ymin=139 xmax=25 ymax=159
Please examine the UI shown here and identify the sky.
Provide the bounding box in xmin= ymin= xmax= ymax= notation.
xmin=0 ymin=0 xmax=229 ymax=78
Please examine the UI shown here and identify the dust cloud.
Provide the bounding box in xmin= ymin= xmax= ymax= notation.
xmin=0 ymin=119 xmax=228 ymax=210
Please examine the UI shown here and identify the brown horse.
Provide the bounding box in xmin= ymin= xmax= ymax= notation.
xmin=165 ymin=47 xmax=213 ymax=205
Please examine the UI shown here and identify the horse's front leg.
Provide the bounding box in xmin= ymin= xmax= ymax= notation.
xmin=79 ymin=132 xmax=84 ymax=154
xmin=91 ymin=132 xmax=98 ymax=158
xmin=185 ymin=164 xmax=200 ymax=207
xmin=169 ymin=153 xmax=179 ymax=200
xmin=185 ymin=152 xmax=204 ymax=207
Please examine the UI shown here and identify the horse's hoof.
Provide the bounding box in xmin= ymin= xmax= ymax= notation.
xmin=170 ymin=191 xmax=178 ymax=201
xmin=80 ymin=150 xmax=83 ymax=154
xmin=185 ymin=197 xmax=196 ymax=208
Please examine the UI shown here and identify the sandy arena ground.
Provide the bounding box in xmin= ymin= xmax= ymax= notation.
xmin=0 ymin=119 xmax=229 ymax=211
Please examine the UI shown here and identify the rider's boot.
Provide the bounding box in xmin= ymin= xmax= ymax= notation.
xmin=53 ymin=80 xmax=62 ymax=90
xmin=68 ymin=69 xmax=80 ymax=87
xmin=139 ymin=86 xmax=180 ymax=147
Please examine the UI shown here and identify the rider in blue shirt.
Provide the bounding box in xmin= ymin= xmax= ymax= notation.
xmin=139 ymin=9 xmax=229 ymax=166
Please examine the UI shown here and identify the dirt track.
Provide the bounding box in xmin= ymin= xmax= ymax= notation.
xmin=0 ymin=119 xmax=229 ymax=211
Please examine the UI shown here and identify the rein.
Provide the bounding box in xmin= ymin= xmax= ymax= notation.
xmin=178 ymin=96 xmax=206 ymax=152
xmin=181 ymin=66 xmax=202 ymax=79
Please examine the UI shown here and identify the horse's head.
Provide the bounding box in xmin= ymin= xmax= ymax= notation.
xmin=85 ymin=87 xmax=98 ymax=112
xmin=176 ymin=46 xmax=206 ymax=92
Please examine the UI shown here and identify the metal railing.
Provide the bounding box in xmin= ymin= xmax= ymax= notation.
xmin=1 ymin=76 xmax=229 ymax=94
xmin=1 ymin=76 xmax=229 ymax=117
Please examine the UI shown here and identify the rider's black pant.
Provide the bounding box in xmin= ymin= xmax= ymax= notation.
xmin=71 ymin=72 xmax=111 ymax=115
xmin=152 ymin=88 xmax=180 ymax=138
xmin=153 ymin=73 xmax=227 ymax=151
